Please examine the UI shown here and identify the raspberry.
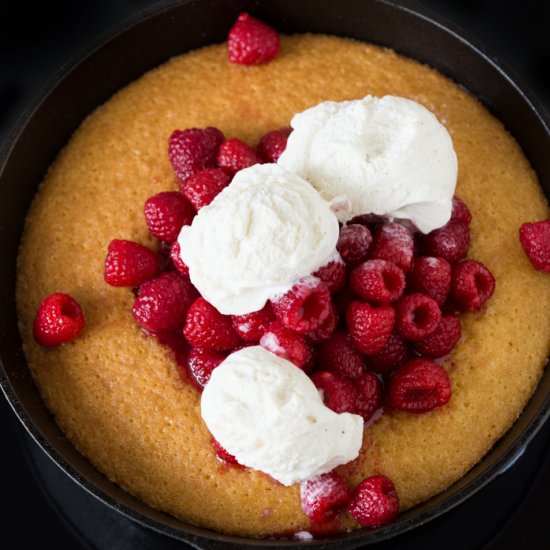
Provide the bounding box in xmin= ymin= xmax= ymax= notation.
xmin=316 ymin=330 xmax=365 ymax=380
xmin=451 ymin=196 xmax=472 ymax=225
xmin=144 ymin=192 xmax=195 ymax=243
xmin=169 ymin=240 xmax=189 ymax=277
xmin=231 ymin=302 xmax=275 ymax=341
xmin=370 ymin=222 xmax=415 ymax=273
xmin=311 ymin=371 xmax=357 ymax=414
xmin=132 ymin=271 xmax=198 ymax=333
xmin=313 ymin=258 xmax=346 ymax=293
xmin=519 ymin=220 xmax=550 ymax=272
xmin=257 ymin=127 xmax=292 ymax=163
xmin=307 ymin=303 xmax=339 ymax=343
xmin=33 ymin=293 xmax=85 ymax=347
xmin=216 ymin=138 xmax=261 ymax=175
xmin=300 ymin=472 xmax=351 ymax=524
xmin=365 ymin=332 xmax=408 ymax=375
xmin=270 ymin=277 xmax=332 ymax=334
xmin=347 ymin=475 xmax=399 ymax=527
xmin=187 ymin=347 xmax=226 ymax=388
xmin=227 ymin=12 xmax=280 ymax=65
xmin=104 ymin=239 xmax=159 ymax=287
xmin=395 ymin=293 xmax=441 ymax=341
xmin=354 ymin=372 xmax=382 ymax=422
xmin=260 ymin=321 xmax=314 ymax=372
xmin=180 ymin=168 xmax=231 ymax=211
xmin=183 ymin=297 xmax=242 ymax=351
xmin=414 ymin=314 xmax=462 ymax=358
xmin=408 ymin=256 xmax=451 ymax=305
xmin=346 ymin=301 xmax=395 ymax=355
xmin=389 ymin=358 xmax=452 ymax=413
xmin=212 ymin=438 xmax=243 ymax=467
xmin=420 ymin=221 xmax=470 ymax=263
xmin=451 ymin=259 xmax=496 ymax=312
xmin=168 ymin=127 xmax=224 ymax=182
xmin=349 ymin=259 xmax=405 ymax=304
xmin=336 ymin=224 xmax=372 ymax=265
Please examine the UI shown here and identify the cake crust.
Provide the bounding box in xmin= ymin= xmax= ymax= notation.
xmin=16 ymin=35 xmax=550 ymax=536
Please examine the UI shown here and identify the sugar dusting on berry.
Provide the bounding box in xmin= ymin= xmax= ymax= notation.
xmin=260 ymin=331 xmax=285 ymax=356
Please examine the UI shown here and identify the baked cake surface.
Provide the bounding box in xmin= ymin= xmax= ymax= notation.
xmin=16 ymin=35 xmax=550 ymax=536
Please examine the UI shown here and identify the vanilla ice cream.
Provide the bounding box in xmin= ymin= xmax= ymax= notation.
xmin=201 ymin=346 xmax=364 ymax=486
xmin=178 ymin=164 xmax=339 ymax=315
xmin=278 ymin=95 xmax=457 ymax=233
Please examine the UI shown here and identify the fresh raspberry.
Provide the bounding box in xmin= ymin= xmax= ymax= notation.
xmin=313 ymin=258 xmax=346 ymax=293
xmin=257 ymin=127 xmax=292 ymax=163
xmin=132 ymin=271 xmax=198 ymax=333
xmin=311 ymin=371 xmax=357 ymax=414
xmin=316 ymin=330 xmax=365 ymax=380
xmin=227 ymin=12 xmax=280 ymax=65
xmin=408 ymin=256 xmax=451 ymax=305
xmin=370 ymin=222 xmax=415 ymax=273
xmin=144 ymin=192 xmax=195 ymax=243
xmin=180 ymin=168 xmax=231 ymax=211
xmin=365 ymin=332 xmax=408 ymax=375
xmin=414 ymin=314 xmax=462 ymax=358
xmin=420 ymin=221 xmax=470 ymax=264
xmin=519 ymin=220 xmax=550 ymax=272
xmin=300 ymin=472 xmax=351 ymax=524
xmin=451 ymin=259 xmax=496 ymax=312
xmin=212 ymin=438 xmax=243 ymax=467
xmin=33 ymin=293 xmax=85 ymax=347
xmin=349 ymin=259 xmax=405 ymax=304
xmin=169 ymin=240 xmax=189 ymax=277
xmin=231 ymin=302 xmax=275 ymax=342
xmin=183 ymin=297 xmax=242 ymax=351
xmin=451 ymin=196 xmax=472 ymax=225
xmin=270 ymin=277 xmax=332 ymax=334
xmin=347 ymin=475 xmax=399 ymax=527
xmin=104 ymin=239 xmax=159 ymax=287
xmin=395 ymin=293 xmax=441 ymax=341
xmin=389 ymin=358 xmax=452 ymax=413
xmin=168 ymin=127 xmax=224 ymax=182
xmin=260 ymin=321 xmax=314 ymax=372
xmin=336 ymin=224 xmax=372 ymax=265
xmin=216 ymin=138 xmax=261 ymax=175
xmin=346 ymin=301 xmax=395 ymax=355
xmin=306 ymin=303 xmax=338 ymax=343
xmin=354 ymin=372 xmax=382 ymax=422
xmin=187 ymin=347 xmax=226 ymax=388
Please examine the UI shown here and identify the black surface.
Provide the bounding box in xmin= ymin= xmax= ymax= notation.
xmin=1 ymin=1 xmax=549 ymax=549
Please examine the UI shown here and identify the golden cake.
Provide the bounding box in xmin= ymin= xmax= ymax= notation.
xmin=16 ymin=34 xmax=550 ymax=536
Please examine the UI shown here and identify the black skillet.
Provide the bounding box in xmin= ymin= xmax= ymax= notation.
xmin=1 ymin=1 xmax=549 ymax=548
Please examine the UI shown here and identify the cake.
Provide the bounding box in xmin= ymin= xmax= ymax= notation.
xmin=16 ymin=29 xmax=550 ymax=537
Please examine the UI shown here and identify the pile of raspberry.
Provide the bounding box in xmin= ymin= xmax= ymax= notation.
xmin=30 ymin=11 xmax=548 ymax=534
xmin=98 ymin=116 xmax=496 ymax=528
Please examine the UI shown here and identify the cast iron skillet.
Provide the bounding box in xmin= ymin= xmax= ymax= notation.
xmin=1 ymin=0 xmax=549 ymax=548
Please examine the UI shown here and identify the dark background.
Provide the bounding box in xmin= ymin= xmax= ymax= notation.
xmin=1 ymin=1 xmax=549 ymax=548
